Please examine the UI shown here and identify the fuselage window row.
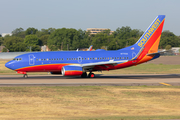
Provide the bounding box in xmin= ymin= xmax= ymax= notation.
xmin=36 ymin=57 xmax=128 ymax=61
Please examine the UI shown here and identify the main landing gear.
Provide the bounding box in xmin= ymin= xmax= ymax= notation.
xmin=81 ymin=72 xmax=95 ymax=78
xmin=81 ymin=72 xmax=87 ymax=78
xmin=23 ymin=74 xmax=28 ymax=78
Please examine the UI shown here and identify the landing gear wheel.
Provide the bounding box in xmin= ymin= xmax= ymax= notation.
xmin=23 ymin=74 xmax=28 ymax=78
xmin=88 ymin=73 xmax=95 ymax=78
xmin=81 ymin=72 xmax=87 ymax=78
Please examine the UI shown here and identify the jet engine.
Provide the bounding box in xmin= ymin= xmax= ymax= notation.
xmin=61 ymin=65 xmax=83 ymax=76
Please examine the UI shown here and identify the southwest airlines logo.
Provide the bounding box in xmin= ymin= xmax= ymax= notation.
xmin=138 ymin=18 xmax=161 ymax=47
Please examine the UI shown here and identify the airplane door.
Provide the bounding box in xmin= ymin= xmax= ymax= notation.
xmin=29 ymin=54 xmax=35 ymax=65
xmin=132 ymin=52 xmax=137 ymax=63
xmin=78 ymin=56 xmax=82 ymax=63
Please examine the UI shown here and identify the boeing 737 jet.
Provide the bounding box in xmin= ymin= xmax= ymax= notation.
xmin=5 ymin=15 xmax=165 ymax=78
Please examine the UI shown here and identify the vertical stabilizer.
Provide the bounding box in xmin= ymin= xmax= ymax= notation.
xmin=129 ymin=15 xmax=165 ymax=61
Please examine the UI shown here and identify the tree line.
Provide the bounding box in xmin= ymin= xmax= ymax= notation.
xmin=0 ymin=27 xmax=180 ymax=52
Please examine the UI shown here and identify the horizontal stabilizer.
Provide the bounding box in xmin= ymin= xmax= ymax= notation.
xmin=146 ymin=50 xmax=170 ymax=56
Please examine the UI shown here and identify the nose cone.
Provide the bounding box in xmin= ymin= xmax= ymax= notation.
xmin=5 ymin=61 xmax=15 ymax=70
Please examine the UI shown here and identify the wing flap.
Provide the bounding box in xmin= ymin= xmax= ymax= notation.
xmin=81 ymin=60 xmax=128 ymax=67
xmin=81 ymin=60 xmax=128 ymax=71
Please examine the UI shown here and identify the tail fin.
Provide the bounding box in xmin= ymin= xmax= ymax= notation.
xmin=87 ymin=45 xmax=93 ymax=51
xmin=131 ymin=15 xmax=165 ymax=62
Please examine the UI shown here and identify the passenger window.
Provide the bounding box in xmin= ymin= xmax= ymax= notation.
xmin=44 ymin=59 xmax=46 ymax=61
xmin=41 ymin=59 xmax=43 ymax=61
xmin=36 ymin=59 xmax=38 ymax=61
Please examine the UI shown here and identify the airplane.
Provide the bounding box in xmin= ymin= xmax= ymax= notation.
xmin=76 ymin=45 xmax=93 ymax=51
xmin=5 ymin=15 xmax=165 ymax=78
xmin=87 ymin=45 xmax=93 ymax=51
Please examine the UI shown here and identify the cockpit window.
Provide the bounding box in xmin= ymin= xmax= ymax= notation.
xmin=13 ymin=58 xmax=22 ymax=61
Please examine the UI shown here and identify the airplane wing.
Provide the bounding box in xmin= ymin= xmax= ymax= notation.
xmin=81 ymin=60 xmax=128 ymax=70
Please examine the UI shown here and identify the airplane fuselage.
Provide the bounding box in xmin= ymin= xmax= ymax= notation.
xmin=6 ymin=50 xmax=142 ymax=73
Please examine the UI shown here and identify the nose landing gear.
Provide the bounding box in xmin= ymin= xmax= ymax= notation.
xmin=17 ymin=71 xmax=28 ymax=78
xmin=23 ymin=74 xmax=28 ymax=78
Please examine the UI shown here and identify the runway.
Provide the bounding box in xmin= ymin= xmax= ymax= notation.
xmin=0 ymin=74 xmax=180 ymax=86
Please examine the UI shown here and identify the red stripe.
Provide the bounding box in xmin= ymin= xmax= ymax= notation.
xmin=16 ymin=64 xmax=71 ymax=72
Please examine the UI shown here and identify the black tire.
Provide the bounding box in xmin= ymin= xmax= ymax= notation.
xmin=81 ymin=72 xmax=87 ymax=78
xmin=23 ymin=74 xmax=28 ymax=78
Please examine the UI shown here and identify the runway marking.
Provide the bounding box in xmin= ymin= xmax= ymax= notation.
xmin=159 ymin=82 xmax=172 ymax=86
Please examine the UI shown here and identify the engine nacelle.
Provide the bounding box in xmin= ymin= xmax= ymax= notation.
xmin=61 ymin=65 xmax=83 ymax=76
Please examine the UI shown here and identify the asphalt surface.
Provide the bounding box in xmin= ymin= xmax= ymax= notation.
xmin=0 ymin=74 xmax=180 ymax=86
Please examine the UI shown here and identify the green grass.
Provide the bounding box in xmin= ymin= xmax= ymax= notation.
xmin=1 ymin=86 xmax=180 ymax=120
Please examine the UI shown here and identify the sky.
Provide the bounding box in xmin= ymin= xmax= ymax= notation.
xmin=1 ymin=0 xmax=180 ymax=35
